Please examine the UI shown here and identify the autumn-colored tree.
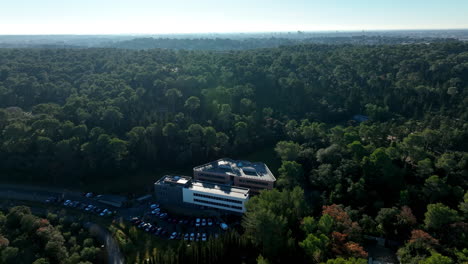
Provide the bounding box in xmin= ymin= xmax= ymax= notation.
xmin=322 ymin=204 xmax=362 ymax=240
xmin=331 ymin=232 xmax=368 ymax=259
xmin=408 ymin=230 xmax=439 ymax=248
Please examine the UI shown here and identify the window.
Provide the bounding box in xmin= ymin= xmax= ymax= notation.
xmin=193 ymin=193 xmax=243 ymax=204
xmin=194 ymin=199 xmax=243 ymax=211
xmin=197 ymin=173 xmax=226 ymax=181
xmin=238 ymin=179 xmax=270 ymax=186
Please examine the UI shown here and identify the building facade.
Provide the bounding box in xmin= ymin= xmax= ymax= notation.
xmin=193 ymin=158 xmax=276 ymax=194
xmin=154 ymin=175 xmax=250 ymax=213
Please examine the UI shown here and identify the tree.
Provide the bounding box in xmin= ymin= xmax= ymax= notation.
xmin=32 ymin=258 xmax=50 ymax=264
xmin=256 ymin=254 xmax=270 ymax=264
xmin=435 ymin=153 xmax=457 ymax=176
xmin=277 ymin=160 xmax=304 ymax=189
xmin=423 ymin=176 xmax=450 ymax=203
xmin=419 ymin=252 xmax=453 ymax=264
xmin=375 ymin=207 xmax=399 ymax=237
xmin=234 ymin=121 xmax=249 ymax=146
xmin=301 ymin=216 xmax=317 ymax=234
xmin=242 ymin=187 xmax=308 ymax=259
xmin=417 ymin=158 xmax=434 ymax=178
xmin=299 ymin=233 xmax=329 ymax=263
xmin=323 ymin=257 xmax=367 ymax=264
xmin=165 ymin=88 xmax=183 ymax=111
xmin=0 ymin=247 xmax=19 ymax=264
xmin=184 ymin=96 xmax=201 ymax=112
xmin=318 ymin=214 xmax=334 ymax=235
xmin=316 ymin=144 xmax=342 ymax=164
xmin=424 ymin=203 xmax=459 ymax=231
xmin=275 ymin=141 xmax=302 ymax=161
xmin=242 ymin=208 xmax=288 ymax=258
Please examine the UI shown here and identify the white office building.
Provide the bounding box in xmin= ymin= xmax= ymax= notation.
xmin=183 ymin=181 xmax=250 ymax=213
xmin=155 ymin=175 xmax=250 ymax=214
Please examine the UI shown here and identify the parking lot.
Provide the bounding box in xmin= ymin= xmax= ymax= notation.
xmin=42 ymin=192 xmax=232 ymax=243
xmin=129 ymin=203 xmax=230 ymax=242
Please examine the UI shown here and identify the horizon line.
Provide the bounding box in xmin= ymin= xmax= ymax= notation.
xmin=1 ymin=28 xmax=468 ymax=36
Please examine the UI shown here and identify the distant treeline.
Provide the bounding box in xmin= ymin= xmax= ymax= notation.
xmin=0 ymin=35 xmax=461 ymax=50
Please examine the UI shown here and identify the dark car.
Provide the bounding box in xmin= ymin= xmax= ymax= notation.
xmin=45 ymin=197 xmax=57 ymax=203
xmin=154 ymin=227 xmax=162 ymax=236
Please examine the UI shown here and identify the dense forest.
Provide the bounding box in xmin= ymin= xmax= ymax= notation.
xmin=0 ymin=206 xmax=104 ymax=264
xmin=0 ymin=41 xmax=467 ymax=263
xmin=108 ymin=36 xmax=458 ymax=50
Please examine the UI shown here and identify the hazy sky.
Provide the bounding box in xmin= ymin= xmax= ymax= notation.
xmin=1 ymin=0 xmax=467 ymax=34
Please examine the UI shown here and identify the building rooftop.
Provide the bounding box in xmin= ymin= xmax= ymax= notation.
xmin=194 ymin=158 xmax=276 ymax=182
xmin=188 ymin=180 xmax=250 ymax=199
xmin=156 ymin=175 xmax=192 ymax=186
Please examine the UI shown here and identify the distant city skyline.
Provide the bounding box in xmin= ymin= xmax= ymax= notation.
xmin=1 ymin=0 xmax=467 ymax=34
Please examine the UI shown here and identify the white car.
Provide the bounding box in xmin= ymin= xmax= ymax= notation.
xmin=169 ymin=232 xmax=177 ymax=240
xmin=195 ymin=218 xmax=200 ymax=227
xmin=63 ymin=200 xmax=71 ymax=206
xmin=100 ymin=209 xmax=108 ymax=216
xmin=150 ymin=204 xmax=159 ymax=209
xmin=202 ymin=233 xmax=207 ymax=242
xmin=220 ymin=223 xmax=228 ymax=230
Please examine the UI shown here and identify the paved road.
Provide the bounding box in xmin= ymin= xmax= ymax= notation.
xmin=0 ymin=184 xmax=126 ymax=264
xmin=85 ymin=222 xmax=124 ymax=264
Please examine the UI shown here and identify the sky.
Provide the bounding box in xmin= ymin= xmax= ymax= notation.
xmin=0 ymin=0 xmax=467 ymax=34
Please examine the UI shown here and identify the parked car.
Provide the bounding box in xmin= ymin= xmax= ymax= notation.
xmin=45 ymin=197 xmax=57 ymax=203
xmin=155 ymin=227 xmax=162 ymax=236
xmin=202 ymin=233 xmax=207 ymax=242
xmin=207 ymin=218 xmax=213 ymax=226
xmin=150 ymin=204 xmax=159 ymax=209
xmin=220 ymin=223 xmax=228 ymax=230
xmin=100 ymin=209 xmax=112 ymax=216
xmin=145 ymin=224 xmax=153 ymax=232
xmin=195 ymin=218 xmax=200 ymax=227
xmin=169 ymin=232 xmax=177 ymax=240
xmin=190 ymin=233 xmax=195 ymax=241
xmin=159 ymin=213 xmax=168 ymax=218
xmin=184 ymin=233 xmax=189 ymax=241
xmin=85 ymin=192 xmax=94 ymax=198
xmin=201 ymin=218 xmax=207 ymax=226
xmin=63 ymin=200 xmax=71 ymax=206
